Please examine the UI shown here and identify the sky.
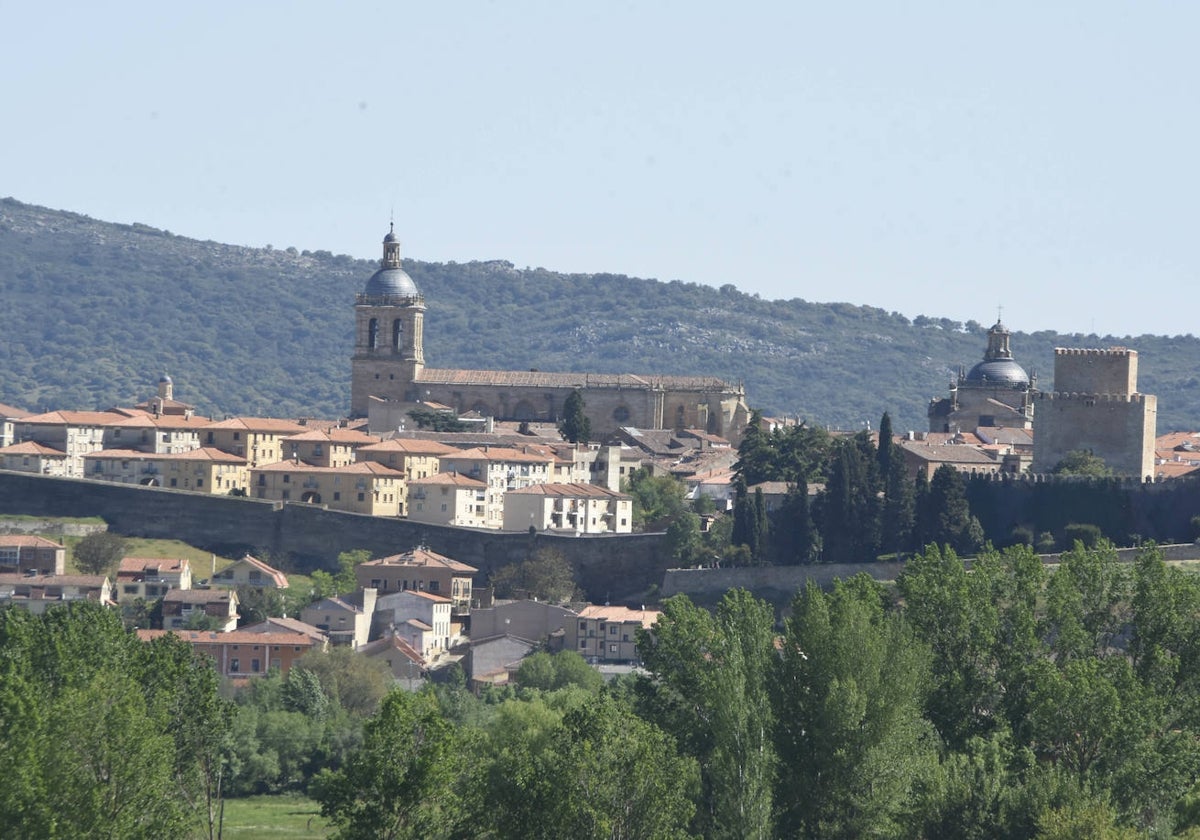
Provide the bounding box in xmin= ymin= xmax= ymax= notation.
xmin=3 ymin=2 xmax=1198 ymax=338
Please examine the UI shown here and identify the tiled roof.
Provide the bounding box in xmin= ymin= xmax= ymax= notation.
xmin=202 ymin=417 xmax=307 ymax=434
xmin=505 ymin=482 xmax=630 ymax=500
xmin=0 ymin=441 xmax=67 ymax=456
xmin=164 ymin=589 xmax=235 ymax=605
xmin=219 ymin=555 xmax=289 ymax=588
xmin=576 ymin=604 xmax=660 ymax=629
xmin=240 ymin=617 xmax=328 ymax=642
xmin=0 ymin=573 xmax=107 ymax=587
xmin=363 ymin=547 xmax=478 ymax=574
xmin=896 ymin=439 xmax=999 ymax=464
xmin=253 ymin=460 xmax=403 ymax=476
xmin=137 ymin=629 xmax=317 ymax=646
xmin=0 ymin=402 xmax=31 ymax=418
xmin=417 ymin=368 xmax=738 ymax=391
xmin=358 ymin=438 xmax=459 ymax=456
xmin=118 ymin=556 xmax=188 ymax=576
xmin=0 ymin=535 xmax=64 ymax=549
xmin=409 ymin=472 xmax=487 ymax=488
xmin=360 ymin=634 xmax=426 ymax=668
xmin=20 ymin=410 xmax=132 ymax=426
xmin=441 ymin=446 xmax=554 ymax=465
xmin=285 ymin=428 xmax=379 ymax=444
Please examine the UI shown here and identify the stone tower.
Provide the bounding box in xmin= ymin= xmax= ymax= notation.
xmin=350 ymin=226 xmax=426 ymax=416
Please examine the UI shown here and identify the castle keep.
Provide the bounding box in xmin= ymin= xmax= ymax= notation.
xmin=350 ymin=228 xmax=751 ymax=440
xmin=1033 ymin=347 xmax=1156 ymax=478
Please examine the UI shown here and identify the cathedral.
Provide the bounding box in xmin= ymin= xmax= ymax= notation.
xmin=350 ymin=228 xmax=751 ymax=440
xmin=928 ymin=319 xmax=1036 ymax=433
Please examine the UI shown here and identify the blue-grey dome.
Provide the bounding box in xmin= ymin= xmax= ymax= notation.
xmin=964 ymin=358 xmax=1030 ymax=386
xmin=362 ymin=226 xmax=421 ymax=298
xmin=364 ymin=266 xmax=420 ymax=298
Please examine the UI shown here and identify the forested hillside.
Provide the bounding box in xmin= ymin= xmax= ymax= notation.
xmin=2 ymin=197 xmax=1197 ymax=432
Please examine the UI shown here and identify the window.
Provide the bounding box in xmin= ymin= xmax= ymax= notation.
xmin=429 ymin=581 xmax=439 ymax=592
xmin=579 ymin=622 xmax=587 ymax=631
xmin=233 ymin=432 xmax=241 ymax=441
xmin=333 ymin=492 xmax=340 ymax=501
xmin=230 ymin=658 xmax=240 ymax=672
xmin=393 ymin=319 xmax=402 ymax=349
xmin=170 ymin=478 xmax=177 ymax=487
xmin=368 ymin=317 xmax=379 ymax=349
xmin=282 ymin=490 xmax=290 ymax=500
xmin=358 ymin=492 xmax=365 ymax=502
xmin=579 ymin=639 xmax=586 ymax=648
xmin=251 ymin=659 xmax=261 ymax=673
xmin=283 ymin=474 xmax=290 ymax=483
xmin=609 ymin=625 xmax=618 ymax=635
xmin=609 ymin=644 xmax=617 ymax=653
xmin=196 ymin=479 xmax=203 ymax=487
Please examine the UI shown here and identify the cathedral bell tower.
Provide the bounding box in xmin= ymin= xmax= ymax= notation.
xmin=350 ymin=225 xmax=426 ymax=417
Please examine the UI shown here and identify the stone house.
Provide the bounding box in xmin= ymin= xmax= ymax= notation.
xmin=372 ymin=589 xmax=455 ymax=659
xmin=282 ymin=428 xmax=380 ymax=468
xmin=359 ymin=634 xmax=427 ymax=690
xmin=161 ymin=588 xmax=239 ymax=632
xmin=502 ymin=482 xmax=634 ymax=534
xmin=355 ymin=548 xmax=476 ymax=616
xmin=568 ymin=604 xmax=660 ymax=663
xmin=115 ymin=556 xmax=192 ymax=602
xmin=407 ymin=472 xmax=489 ymax=528
xmin=82 ymin=447 xmax=249 ymax=493
xmin=250 ymin=460 xmax=405 ymax=515
xmin=200 ymin=417 xmax=307 ymax=468
xmin=0 ymin=573 xmax=115 ymax=613
xmin=0 ymin=441 xmax=71 ymax=476
xmin=209 ymin=554 xmax=288 ymax=592
xmin=0 ymin=535 xmax=66 ymax=576
xmin=137 ymin=628 xmax=318 ymax=679
xmin=438 ymin=446 xmax=557 ymax=528
xmin=301 ymin=588 xmax=378 ymax=649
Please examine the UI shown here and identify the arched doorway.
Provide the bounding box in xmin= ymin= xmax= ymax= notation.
xmin=301 ymin=491 xmax=322 ymax=504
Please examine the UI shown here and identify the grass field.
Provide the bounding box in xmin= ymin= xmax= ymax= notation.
xmin=219 ymin=795 xmax=330 ymax=838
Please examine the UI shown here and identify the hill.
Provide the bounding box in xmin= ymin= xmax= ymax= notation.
xmin=2 ymin=197 xmax=1197 ymax=433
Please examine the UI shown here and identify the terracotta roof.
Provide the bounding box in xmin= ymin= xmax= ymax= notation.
xmin=0 ymin=402 xmax=31 ymax=418
xmin=576 ymin=604 xmax=660 ymax=629
xmin=408 ymin=472 xmax=487 ymax=489
xmin=284 ymin=428 xmax=379 ymax=445
xmin=417 ymin=368 xmax=739 ymax=392
xmin=164 ymin=447 xmax=248 ymax=463
xmin=0 ymin=573 xmax=107 ymax=587
xmin=253 ymin=460 xmax=403 ymax=476
xmin=747 ymin=481 xmax=793 ymax=495
xmin=896 ymin=439 xmax=999 ymax=465
xmin=202 ymin=417 xmax=307 ymax=434
xmin=240 ymin=617 xmax=328 ymax=642
xmin=0 ymin=535 xmax=64 ymax=549
xmin=137 ymin=629 xmax=317 ymax=646
xmin=441 ymin=446 xmax=555 ymax=465
xmin=1155 ymin=462 xmax=1200 ymax=479
xmin=405 ymin=618 xmax=434 ymax=631
xmin=20 ymin=410 xmax=132 ymax=426
xmin=0 ymin=441 xmax=67 ymax=456
xmin=363 ymin=547 xmax=478 ymax=574
xmin=118 ymin=556 xmax=188 ymax=577
xmin=164 ymin=589 xmax=235 ymax=605
xmin=218 ymin=555 xmax=289 ymax=589
xmin=358 ymin=438 xmax=459 ymax=456
xmin=360 ymin=634 xmax=426 ymax=668
xmin=505 ymin=482 xmax=630 ymax=500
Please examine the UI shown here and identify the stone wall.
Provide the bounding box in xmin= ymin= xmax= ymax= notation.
xmin=1052 ymin=347 xmax=1137 ymax=396
xmin=0 ymin=471 xmax=669 ymax=601
xmin=1032 ymin=392 xmax=1156 ymax=477
xmin=662 ymin=562 xmax=907 ymax=610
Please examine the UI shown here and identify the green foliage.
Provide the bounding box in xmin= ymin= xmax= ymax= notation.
xmin=0 ymin=602 xmax=231 ymax=838
xmin=405 ymin=408 xmax=467 ymax=432
xmin=514 ymin=650 xmax=603 ymax=693
xmin=489 ymin=548 xmax=581 ymax=603
xmin=622 ymin=468 xmax=688 ymax=531
xmin=71 ymin=530 xmax=128 ymax=575
xmin=557 ymin=389 xmax=591 ymax=444
xmin=313 ymin=690 xmax=464 ymax=840
xmin=1053 ymin=449 xmax=1113 ymax=477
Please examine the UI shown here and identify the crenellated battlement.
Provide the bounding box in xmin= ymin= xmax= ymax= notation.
xmin=1037 ymin=391 xmax=1147 ymax=403
xmin=1054 ymin=347 xmax=1134 ymax=357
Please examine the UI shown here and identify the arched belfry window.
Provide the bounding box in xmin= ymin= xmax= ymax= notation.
xmin=393 ymin=319 xmax=403 ymax=350
xmin=368 ymin=318 xmax=379 ymax=349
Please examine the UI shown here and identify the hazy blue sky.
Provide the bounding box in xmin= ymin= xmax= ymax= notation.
xmin=4 ymin=3 xmax=1196 ymax=337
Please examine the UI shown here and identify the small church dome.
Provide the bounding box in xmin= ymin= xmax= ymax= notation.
xmin=363 ymin=225 xmax=420 ymax=298
xmin=364 ymin=266 xmax=420 ymax=298
xmin=962 ymin=319 xmax=1030 ymax=387
xmin=963 ymin=359 xmax=1030 ymax=386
